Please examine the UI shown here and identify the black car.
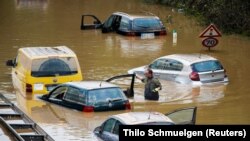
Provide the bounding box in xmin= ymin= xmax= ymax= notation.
xmin=81 ymin=11 xmax=167 ymax=38
xmin=40 ymin=74 xmax=135 ymax=112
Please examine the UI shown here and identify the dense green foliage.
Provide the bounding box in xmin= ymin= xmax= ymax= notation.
xmin=144 ymin=0 xmax=250 ymax=36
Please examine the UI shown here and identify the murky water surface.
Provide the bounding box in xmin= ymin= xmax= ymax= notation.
xmin=0 ymin=0 xmax=250 ymax=140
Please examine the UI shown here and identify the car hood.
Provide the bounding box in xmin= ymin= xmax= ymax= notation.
xmin=128 ymin=66 xmax=147 ymax=74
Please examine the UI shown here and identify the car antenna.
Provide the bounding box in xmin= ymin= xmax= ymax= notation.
xmin=99 ymin=80 xmax=103 ymax=87
xmin=148 ymin=110 xmax=151 ymax=120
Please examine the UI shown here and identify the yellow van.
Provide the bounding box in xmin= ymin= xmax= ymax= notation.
xmin=6 ymin=46 xmax=83 ymax=95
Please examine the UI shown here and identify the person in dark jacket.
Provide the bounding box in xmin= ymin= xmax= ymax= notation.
xmin=136 ymin=68 xmax=162 ymax=100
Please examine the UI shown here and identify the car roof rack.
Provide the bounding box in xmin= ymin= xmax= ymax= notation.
xmin=0 ymin=93 xmax=54 ymax=141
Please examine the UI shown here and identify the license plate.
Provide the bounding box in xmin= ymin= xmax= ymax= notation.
xmin=141 ymin=33 xmax=155 ymax=39
xmin=34 ymin=83 xmax=44 ymax=90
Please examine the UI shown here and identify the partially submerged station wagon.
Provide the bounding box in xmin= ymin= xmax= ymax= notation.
xmin=128 ymin=54 xmax=228 ymax=85
xmin=6 ymin=46 xmax=83 ymax=94
xmin=94 ymin=107 xmax=197 ymax=141
xmin=40 ymin=80 xmax=132 ymax=112
xmin=81 ymin=11 xmax=167 ymax=38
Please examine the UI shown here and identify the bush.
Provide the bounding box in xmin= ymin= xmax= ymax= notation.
xmin=144 ymin=0 xmax=250 ymax=36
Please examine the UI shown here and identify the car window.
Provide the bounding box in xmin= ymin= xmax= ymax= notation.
xmin=191 ymin=60 xmax=223 ymax=72
xmin=120 ymin=17 xmax=130 ymax=30
xmin=31 ymin=57 xmax=78 ymax=77
xmin=150 ymin=59 xmax=183 ymax=71
xmin=49 ymin=86 xmax=68 ymax=99
xmin=167 ymin=59 xmax=183 ymax=71
xmin=113 ymin=16 xmax=122 ymax=30
xmin=103 ymin=118 xmax=116 ymax=133
xmin=103 ymin=15 xmax=115 ymax=29
xmin=64 ymin=87 xmax=86 ymax=104
xmin=165 ymin=107 xmax=197 ymax=125
xmin=133 ymin=18 xmax=162 ymax=30
xmin=113 ymin=120 xmax=122 ymax=135
xmin=150 ymin=59 xmax=165 ymax=70
xmin=88 ymin=88 xmax=125 ymax=104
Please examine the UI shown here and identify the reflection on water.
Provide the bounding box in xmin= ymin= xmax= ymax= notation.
xmin=107 ymin=36 xmax=166 ymax=57
xmin=129 ymin=80 xmax=227 ymax=105
xmin=15 ymin=0 xmax=48 ymax=10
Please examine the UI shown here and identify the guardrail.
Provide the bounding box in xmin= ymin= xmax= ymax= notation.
xmin=0 ymin=93 xmax=54 ymax=141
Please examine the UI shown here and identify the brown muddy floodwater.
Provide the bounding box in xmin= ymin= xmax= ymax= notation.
xmin=0 ymin=0 xmax=250 ymax=140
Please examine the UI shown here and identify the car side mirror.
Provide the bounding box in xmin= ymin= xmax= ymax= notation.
xmin=6 ymin=59 xmax=15 ymax=67
xmin=93 ymin=20 xmax=100 ymax=24
xmin=94 ymin=126 xmax=102 ymax=134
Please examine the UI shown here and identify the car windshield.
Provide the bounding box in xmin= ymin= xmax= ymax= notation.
xmin=133 ymin=18 xmax=162 ymax=30
xmin=191 ymin=60 xmax=223 ymax=72
xmin=88 ymin=88 xmax=126 ymax=105
xmin=31 ymin=57 xmax=78 ymax=77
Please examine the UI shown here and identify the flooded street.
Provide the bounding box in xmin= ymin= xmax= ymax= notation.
xmin=0 ymin=0 xmax=250 ymax=140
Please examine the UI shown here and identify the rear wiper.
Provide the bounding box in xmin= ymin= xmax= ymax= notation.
xmin=134 ymin=23 xmax=149 ymax=28
xmin=107 ymin=98 xmax=123 ymax=102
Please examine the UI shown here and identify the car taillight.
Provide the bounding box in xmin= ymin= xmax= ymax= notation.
xmin=26 ymin=83 xmax=32 ymax=92
xmin=83 ymin=106 xmax=94 ymax=112
xmin=159 ymin=31 xmax=166 ymax=35
xmin=125 ymin=101 xmax=131 ymax=110
xmin=126 ymin=32 xmax=136 ymax=36
xmin=189 ymin=71 xmax=200 ymax=81
xmin=224 ymin=69 xmax=227 ymax=77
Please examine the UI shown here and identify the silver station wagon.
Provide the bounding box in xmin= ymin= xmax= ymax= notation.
xmin=128 ymin=54 xmax=229 ymax=85
xmin=94 ymin=107 xmax=197 ymax=141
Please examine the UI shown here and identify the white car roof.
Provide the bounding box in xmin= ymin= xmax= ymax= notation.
xmin=113 ymin=11 xmax=160 ymax=20
xmin=20 ymin=46 xmax=76 ymax=59
xmin=159 ymin=54 xmax=217 ymax=65
xmin=111 ymin=112 xmax=173 ymax=125
xmin=65 ymin=81 xmax=119 ymax=90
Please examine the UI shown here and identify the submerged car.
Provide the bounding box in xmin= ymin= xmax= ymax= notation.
xmin=40 ymin=74 xmax=135 ymax=112
xmin=80 ymin=11 xmax=167 ymax=38
xmin=128 ymin=54 xmax=228 ymax=85
xmin=6 ymin=46 xmax=83 ymax=94
xmin=94 ymin=107 xmax=197 ymax=141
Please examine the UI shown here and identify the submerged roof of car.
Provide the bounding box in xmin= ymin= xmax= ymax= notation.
xmin=113 ymin=11 xmax=160 ymax=20
xmin=65 ymin=81 xmax=119 ymax=90
xmin=19 ymin=46 xmax=77 ymax=59
xmin=159 ymin=54 xmax=218 ymax=65
xmin=111 ymin=112 xmax=173 ymax=125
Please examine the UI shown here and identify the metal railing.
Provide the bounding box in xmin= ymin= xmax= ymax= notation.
xmin=0 ymin=93 xmax=54 ymax=141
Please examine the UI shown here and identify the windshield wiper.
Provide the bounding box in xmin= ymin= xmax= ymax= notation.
xmin=107 ymin=98 xmax=123 ymax=102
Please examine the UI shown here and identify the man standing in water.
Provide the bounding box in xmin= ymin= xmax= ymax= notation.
xmin=136 ymin=68 xmax=162 ymax=101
